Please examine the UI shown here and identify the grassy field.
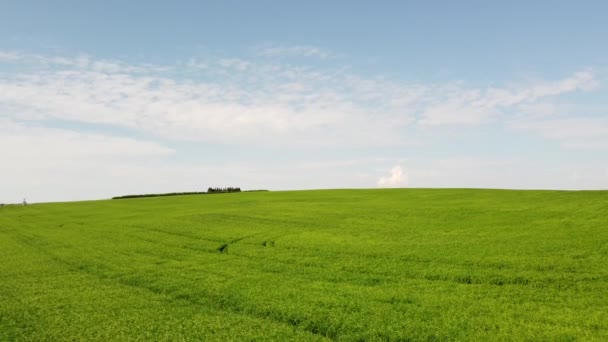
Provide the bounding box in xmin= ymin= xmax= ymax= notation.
xmin=1 ymin=189 xmax=607 ymax=341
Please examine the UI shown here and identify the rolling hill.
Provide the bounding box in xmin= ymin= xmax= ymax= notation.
xmin=1 ymin=189 xmax=607 ymax=341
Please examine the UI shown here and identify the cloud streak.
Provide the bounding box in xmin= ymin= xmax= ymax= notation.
xmin=419 ymin=71 xmax=597 ymax=125
xmin=0 ymin=119 xmax=174 ymax=161
xmin=0 ymin=50 xmax=598 ymax=149
xmin=0 ymin=51 xmax=415 ymax=146
xmin=255 ymin=44 xmax=332 ymax=59
xmin=512 ymin=117 xmax=608 ymax=149
xmin=1 ymin=49 xmax=606 ymax=201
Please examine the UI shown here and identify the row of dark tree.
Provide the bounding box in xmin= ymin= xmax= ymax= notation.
xmin=112 ymin=191 xmax=207 ymax=199
xmin=207 ymin=187 xmax=241 ymax=193
xmin=112 ymin=187 xmax=246 ymax=199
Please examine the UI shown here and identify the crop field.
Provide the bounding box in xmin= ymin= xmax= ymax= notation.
xmin=1 ymin=189 xmax=607 ymax=341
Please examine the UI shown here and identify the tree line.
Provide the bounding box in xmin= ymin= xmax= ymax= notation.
xmin=112 ymin=187 xmax=249 ymax=200
xmin=207 ymin=187 xmax=241 ymax=193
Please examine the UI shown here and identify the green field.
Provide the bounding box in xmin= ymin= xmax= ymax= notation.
xmin=1 ymin=189 xmax=607 ymax=341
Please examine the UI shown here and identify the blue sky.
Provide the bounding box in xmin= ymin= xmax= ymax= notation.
xmin=1 ymin=1 xmax=607 ymax=202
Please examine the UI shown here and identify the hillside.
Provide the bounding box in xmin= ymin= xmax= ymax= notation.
xmin=1 ymin=189 xmax=607 ymax=341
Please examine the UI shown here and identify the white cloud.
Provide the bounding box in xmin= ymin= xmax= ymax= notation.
xmin=378 ymin=165 xmax=408 ymax=187
xmin=255 ymin=44 xmax=332 ymax=59
xmin=0 ymin=50 xmax=165 ymax=73
xmin=0 ymin=119 xmax=177 ymax=203
xmin=1 ymin=49 xmax=606 ymax=201
xmin=419 ymin=71 xmax=598 ymax=125
xmin=512 ymin=118 xmax=608 ymax=149
xmin=218 ymin=58 xmax=251 ymax=71
xmin=1 ymin=50 xmax=599 ymax=148
xmin=0 ymin=52 xmax=423 ymax=146
xmin=0 ymin=51 xmax=20 ymax=62
xmin=406 ymin=157 xmax=608 ymax=190
xmin=0 ymin=130 xmax=381 ymax=203
xmin=0 ymin=119 xmax=174 ymax=161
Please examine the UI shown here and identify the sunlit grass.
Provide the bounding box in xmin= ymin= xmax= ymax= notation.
xmin=1 ymin=189 xmax=607 ymax=340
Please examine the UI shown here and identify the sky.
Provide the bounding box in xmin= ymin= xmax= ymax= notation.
xmin=1 ymin=1 xmax=608 ymax=202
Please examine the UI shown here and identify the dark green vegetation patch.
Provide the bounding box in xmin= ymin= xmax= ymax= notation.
xmin=1 ymin=189 xmax=607 ymax=341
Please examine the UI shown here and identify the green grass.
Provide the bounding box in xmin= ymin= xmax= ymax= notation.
xmin=1 ymin=189 xmax=607 ymax=341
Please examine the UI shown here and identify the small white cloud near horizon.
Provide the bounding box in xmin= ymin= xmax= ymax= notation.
xmin=378 ymin=165 xmax=408 ymax=187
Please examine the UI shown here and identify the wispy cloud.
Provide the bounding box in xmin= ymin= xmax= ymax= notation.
xmin=406 ymin=156 xmax=608 ymax=190
xmin=1 ymin=49 xmax=606 ymax=201
xmin=419 ymin=71 xmax=598 ymax=125
xmin=254 ymin=44 xmax=332 ymax=59
xmin=0 ymin=119 xmax=174 ymax=160
xmin=0 ymin=50 xmax=602 ymax=151
xmin=0 ymin=51 xmax=419 ymax=146
xmin=0 ymin=51 xmax=20 ymax=62
xmin=0 ymin=50 xmax=167 ymax=73
xmin=512 ymin=118 xmax=608 ymax=149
